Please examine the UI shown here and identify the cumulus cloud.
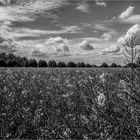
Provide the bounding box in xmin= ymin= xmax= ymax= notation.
xmin=55 ymin=44 xmax=69 ymax=53
xmin=34 ymin=36 xmax=71 ymax=57
xmin=32 ymin=49 xmax=49 ymax=58
xmin=118 ymin=24 xmax=140 ymax=46
xmin=76 ymin=2 xmax=89 ymax=13
xmin=95 ymin=0 xmax=107 ymax=7
xmin=0 ymin=0 xmax=11 ymax=5
xmin=80 ymin=40 xmax=94 ymax=50
xmin=101 ymin=32 xmax=112 ymax=41
xmin=46 ymin=36 xmax=68 ymax=45
xmin=102 ymin=44 xmax=120 ymax=55
xmin=0 ymin=38 xmax=17 ymax=53
xmin=119 ymin=6 xmax=134 ymax=19
xmin=108 ymin=6 xmax=140 ymax=24
xmin=93 ymin=24 xmax=117 ymax=41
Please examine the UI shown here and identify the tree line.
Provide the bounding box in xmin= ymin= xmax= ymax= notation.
xmin=0 ymin=52 xmax=137 ymax=68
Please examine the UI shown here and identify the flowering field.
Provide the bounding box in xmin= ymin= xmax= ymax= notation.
xmin=0 ymin=68 xmax=140 ymax=139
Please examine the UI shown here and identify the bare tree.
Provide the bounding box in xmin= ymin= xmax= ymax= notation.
xmin=120 ymin=35 xmax=140 ymax=104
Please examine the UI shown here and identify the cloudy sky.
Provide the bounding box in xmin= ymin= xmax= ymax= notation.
xmin=0 ymin=0 xmax=140 ymax=65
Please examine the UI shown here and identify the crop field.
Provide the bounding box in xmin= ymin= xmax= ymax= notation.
xmin=1 ymin=68 xmax=140 ymax=139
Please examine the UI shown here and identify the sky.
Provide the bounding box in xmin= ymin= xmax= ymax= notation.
xmin=0 ymin=0 xmax=140 ymax=65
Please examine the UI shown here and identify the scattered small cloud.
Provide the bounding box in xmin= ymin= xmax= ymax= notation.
xmin=76 ymin=2 xmax=89 ymax=13
xmin=80 ymin=40 xmax=94 ymax=50
xmin=95 ymin=0 xmax=107 ymax=7
xmin=0 ymin=38 xmax=17 ymax=53
xmin=32 ymin=49 xmax=49 ymax=58
xmin=107 ymin=6 xmax=140 ymax=24
xmin=93 ymin=23 xmax=117 ymax=41
xmin=119 ymin=6 xmax=134 ymax=19
xmin=102 ymin=44 xmax=120 ymax=55
xmin=0 ymin=0 xmax=11 ymax=5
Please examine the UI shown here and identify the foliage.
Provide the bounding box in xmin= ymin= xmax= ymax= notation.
xmin=77 ymin=62 xmax=85 ymax=67
xmin=0 ymin=68 xmax=140 ymax=139
xmin=100 ymin=63 xmax=108 ymax=67
xmin=38 ymin=60 xmax=48 ymax=67
xmin=110 ymin=63 xmax=118 ymax=67
xmin=48 ymin=60 xmax=57 ymax=67
xmin=0 ymin=59 xmax=7 ymax=67
xmin=58 ymin=62 xmax=66 ymax=67
xmin=28 ymin=59 xmax=38 ymax=67
xmin=67 ymin=62 xmax=76 ymax=67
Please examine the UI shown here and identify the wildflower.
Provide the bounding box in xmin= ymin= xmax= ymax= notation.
xmin=99 ymin=72 xmax=106 ymax=83
xmin=97 ymin=93 xmax=106 ymax=106
xmin=80 ymin=115 xmax=89 ymax=124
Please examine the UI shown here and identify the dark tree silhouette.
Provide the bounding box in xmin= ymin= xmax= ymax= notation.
xmin=126 ymin=63 xmax=137 ymax=68
xmin=101 ymin=63 xmax=108 ymax=67
xmin=67 ymin=62 xmax=76 ymax=67
xmin=77 ymin=62 xmax=85 ymax=67
xmin=38 ymin=60 xmax=48 ymax=67
xmin=85 ymin=63 xmax=91 ymax=67
xmin=7 ymin=60 xmax=17 ymax=67
xmin=28 ymin=59 xmax=38 ymax=67
xmin=48 ymin=60 xmax=57 ymax=67
xmin=110 ymin=63 xmax=118 ymax=67
xmin=0 ymin=59 xmax=7 ymax=67
xmin=58 ymin=62 xmax=66 ymax=67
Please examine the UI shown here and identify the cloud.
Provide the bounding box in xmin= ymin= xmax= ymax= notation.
xmin=102 ymin=44 xmax=120 ymax=55
xmin=32 ymin=49 xmax=49 ymax=58
xmin=55 ymin=44 xmax=69 ymax=53
xmin=46 ymin=36 xmax=68 ymax=45
xmin=33 ymin=36 xmax=71 ymax=57
xmin=76 ymin=2 xmax=89 ymax=13
xmin=0 ymin=38 xmax=17 ymax=53
xmin=108 ymin=6 xmax=140 ymax=24
xmin=93 ymin=24 xmax=117 ymax=41
xmin=95 ymin=0 xmax=107 ymax=7
xmin=80 ymin=40 xmax=94 ymax=50
xmin=101 ymin=32 xmax=112 ymax=41
xmin=0 ymin=0 xmax=11 ymax=5
xmin=119 ymin=6 xmax=134 ymax=19
xmin=118 ymin=24 xmax=140 ymax=46
xmin=0 ymin=0 xmax=70 ymax=23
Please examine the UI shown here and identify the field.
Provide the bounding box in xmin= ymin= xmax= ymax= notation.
xmin=1 ymin=68 xmax=140 ymax=139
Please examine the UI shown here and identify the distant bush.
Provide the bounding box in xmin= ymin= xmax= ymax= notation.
xmin=110 ymin=63 xmax=118 ymax=67
xmin=77 ymin=62 xmax=85 ymax=67
xmin=0 ymin=59 xmax=7 ymax=67
xmin=38 ymin=60 xmax=48 ymax=67
xmin=7 ymin=60 xmax=18 ymax=67
xmin=48 ymin=60 xmax=57 ymax=67
xmin=58 ymin=62 xmax=66 ymax=67
xmin=67 ymin=62 xmax=76 ymax=67
xmin=28 ymin=59 xmax=38 ymax=67
xmin=100 ymin=63 xmax=108 ymax=67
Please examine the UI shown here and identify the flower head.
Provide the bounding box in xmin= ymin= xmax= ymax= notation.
xmin=97 ymin=93 xmax=106 ymax=106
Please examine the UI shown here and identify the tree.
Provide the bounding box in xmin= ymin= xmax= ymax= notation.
xmin=126 ymin=62 xmax=137 ymax=68
xmin=85 ymin=63 xmax=91 ymax=67
xmin=58 ymin=62 xmax=66 ymax=67
xmin=100 ymin=63 xmax=108 ymax=67
xmin=28 ymin=59 xmax=38 ymax=67
xmin=38 ymin=60 xmax=48 ymax=67
xmin=7 ymin=53 xmax=15 ymax=60
xmin=110 ymin=63 xmax=118 ymax=67
xmin=7 ymin=60 xmax=17 ymax=67
xmin=67 ymin=62 xmax=76 ymax=67
xmin=48 ymin=60 xmax=57 ymax=67
xmin=77 ymin=62 xmax=85 ymax=67
xmin=0 ymin=59 xmax=7 ymax=67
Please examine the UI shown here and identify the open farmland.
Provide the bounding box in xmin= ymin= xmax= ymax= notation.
xmin=1 ymin=68 xmax=140 ymax=139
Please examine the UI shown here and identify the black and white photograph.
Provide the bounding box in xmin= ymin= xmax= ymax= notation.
xmin=0 ymin=0 xmax=140 ymax=139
